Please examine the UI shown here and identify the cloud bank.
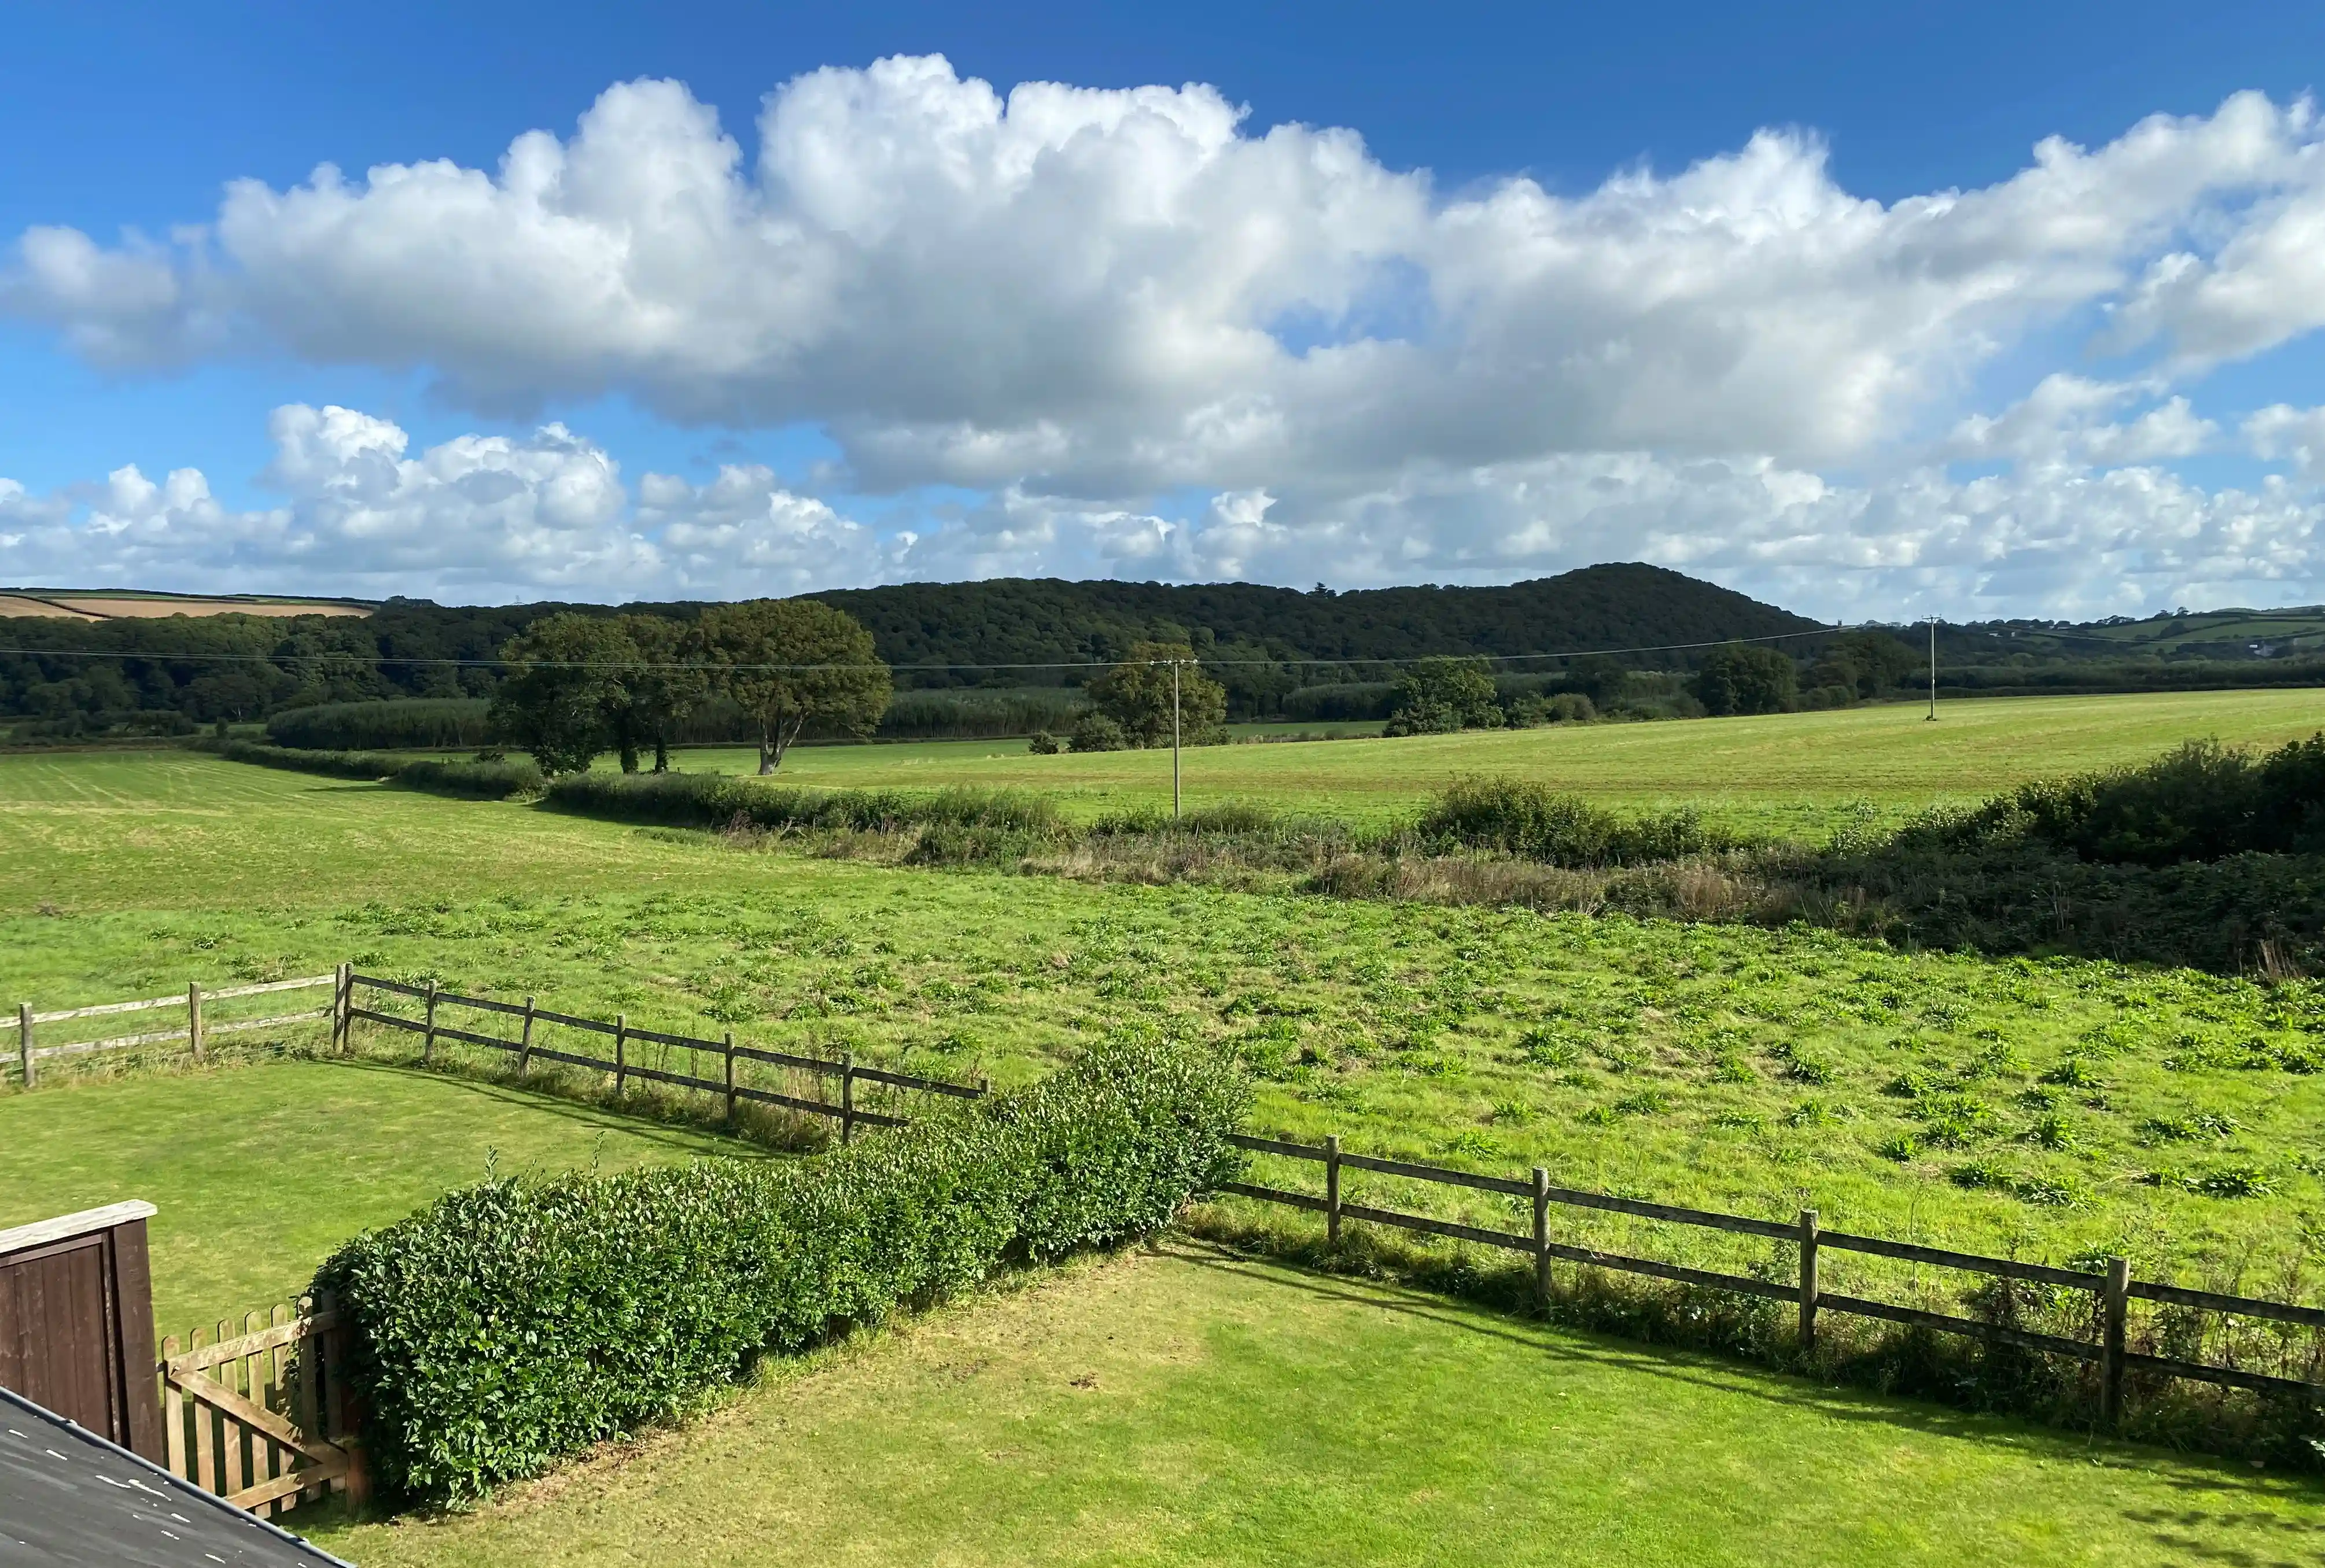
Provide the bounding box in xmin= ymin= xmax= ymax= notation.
xmin=8 ymin=57 xmax=2325 ymax=616
xmin=7 ymin=399 xmax=2324 ymax=619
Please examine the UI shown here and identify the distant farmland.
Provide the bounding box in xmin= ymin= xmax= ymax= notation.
xmin=0 ymin=588 xmax=370 ymax=619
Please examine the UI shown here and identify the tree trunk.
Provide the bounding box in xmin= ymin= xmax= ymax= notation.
xmin=653 ymin=735 xmax=669 ymax=773
xmin=758 ymin=724 xmax=778 ymax=775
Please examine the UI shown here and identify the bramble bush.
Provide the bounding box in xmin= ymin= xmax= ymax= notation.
xmin=1416 ymin=776 xmax=1734 ymax=866
xmin=314 ymin=1036 xmax=1244 ymax=1506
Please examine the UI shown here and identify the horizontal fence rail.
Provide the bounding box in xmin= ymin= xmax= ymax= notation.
xmin=1218 ymin=1130 xmax=2324 ymax=1422
xmin=342 ymin=971 xmax=987 ymax=1142
xmin=14 ymin=975 xmax=335 ymax=1087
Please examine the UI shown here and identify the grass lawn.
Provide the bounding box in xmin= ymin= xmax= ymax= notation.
xmin=0 ymin=1057 xmax=762 ymax=1333
xmin=659 ymin=688 xmax=2325 ymax=835
xmin=308 ymin=1241 xmax=2320 ymax=1567
xmin=5 ymin=749 xmax=2321 ymax=1306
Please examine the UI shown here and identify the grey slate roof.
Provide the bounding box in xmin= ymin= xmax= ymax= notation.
xmin=0 ymin=1384 xmax=353 ymax=1567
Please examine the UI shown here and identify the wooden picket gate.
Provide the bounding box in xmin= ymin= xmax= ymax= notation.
xmin=159 ymin=1301 xmax=362 ymax=1517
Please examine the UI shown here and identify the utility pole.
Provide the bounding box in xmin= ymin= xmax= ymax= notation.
xmin=1171 ymin=659 xmax=1182 ymax=820
xmin=1927 ymin=617 xmax=1938 ymax=721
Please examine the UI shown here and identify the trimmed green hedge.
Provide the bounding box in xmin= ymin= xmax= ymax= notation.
xmin=266 ymin=698 xmax=494 ymax=751
xmin=314 ymin=1037 xmax=1243 ymax=1506
xmin=542 ymin=770 xmax=1068 ymax=837
xmin=206 ymin=739 xmax=542 ymax=800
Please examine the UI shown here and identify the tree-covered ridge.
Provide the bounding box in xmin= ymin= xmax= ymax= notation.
xmin=804 ymin=563 xmax=1818 ymax=676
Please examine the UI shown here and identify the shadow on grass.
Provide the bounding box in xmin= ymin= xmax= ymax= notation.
xmin=1165 ymin=1240 xmax=2323 ymax=1523
xmin=315 ymin=1056 xmax=787 ymax=1163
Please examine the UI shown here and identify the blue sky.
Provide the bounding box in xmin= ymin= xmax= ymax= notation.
xmin=5 ymin=1 xmax=2325 ymax=616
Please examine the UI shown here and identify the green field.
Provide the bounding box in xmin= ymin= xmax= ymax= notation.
xmin=0 ymin=1059 xmax=759 ymax=1331
xmin=661 ymin=688 xmax=2325 ymax=835
xmin=6 ymin=699 xmax=2323 ymax=1553
xmin=6 ymin=733 xmax=2320 ymax=1318
xmin=308 ymin=1242 xmax=2315 ymax=1567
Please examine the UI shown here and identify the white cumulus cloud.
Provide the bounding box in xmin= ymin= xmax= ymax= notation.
xmin=8 ymin=61 xmax=2324 ymax=501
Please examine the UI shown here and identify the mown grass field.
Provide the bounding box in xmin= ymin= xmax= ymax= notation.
xmin=307 ymin=1242 xmax=2316 ymax=1567
xmin=0 ymin=1058 xmax=760 ymax=1332
xmin=662 ymin=688 xmax=2325 ymax=835
xmin=6 ymin=743 xmax=2321 ymax=1316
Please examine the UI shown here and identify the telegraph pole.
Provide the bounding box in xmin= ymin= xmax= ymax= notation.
xmin=1926 ymin=617 xmax=1938 ymax=721
xmin=1171 ymin=659 xmax=1182 ymax=819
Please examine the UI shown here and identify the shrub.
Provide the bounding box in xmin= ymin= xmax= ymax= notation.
xmin=543 ymin=773 xmax=1068 ymax=839
xmin=1416 ymin=777 xmax=1729 ymax=866
xmin=1908 ymin=735 xmax=2325 ymax=866
xmin=1069 ymin=711 xmax=1129 ymax=752
xmin=1026 ymin=729 xmax=1060 ymax=755
xmin=315 ymin=1036 xmax=1245 ymax=1505
xmin=267 ymin=698 xmax=494 ymax=751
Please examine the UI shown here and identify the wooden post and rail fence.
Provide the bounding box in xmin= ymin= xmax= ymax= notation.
xmin=337 ymin=968 xmax=989 ymax=1140
xmin=8 ymin=968 xmax=2320 ymax=1529
xmin=1219 ymin=1130 xmax=2324 ymax=1424
xmin=13 ymin=974 xmax=336 ymax=1087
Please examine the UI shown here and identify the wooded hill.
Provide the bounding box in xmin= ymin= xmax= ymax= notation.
xmin=804 ymin=565 xmax=1818 ymax=678
xmin=7 ymin=563 xmax=2325 ymax=739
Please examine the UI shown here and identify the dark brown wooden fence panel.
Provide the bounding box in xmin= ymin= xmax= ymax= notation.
xmin=0 ymin=1202 xmax=163 ymax=1462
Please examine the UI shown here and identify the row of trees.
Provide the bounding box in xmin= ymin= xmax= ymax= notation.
xmin=1029 ymin=641 xmax=1231 ymax=752
xmin=489 ymin=601 xmax=888 ymax=774
xmin=1692 ymin=632 xmax=1921 ymax=717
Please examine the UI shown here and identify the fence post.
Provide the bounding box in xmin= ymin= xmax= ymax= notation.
xmin=723 ymin=1032 xmax=736 ymax=1121
xmin=1532 ymin=1167 xmax=1552 ymax=1312
xmin=419 ymin=980 xmax=437 ymax=1064
xmin=1325 ymin=1135 xmax=1343 ymax=1249
xmin=332 ymin=964 xmax=350 ymax=1052
xmin=841 ymin=1053 xmax=856 ymax=1145
xmin=16 ymin=1002 xmax=32 ymax=1089
xmin=614 ymin=1014 xmax=627 ymax=1097
xmin=518 ymin=997 xmax=536 ymax=1076
xmin=187 ymin=982 xmax=204 ymax=1062
xmin=1797 ymin=1209 xmax=1820 ymax=1351
xmin=2102 ymin=1255 xmax=2129 ymax=1430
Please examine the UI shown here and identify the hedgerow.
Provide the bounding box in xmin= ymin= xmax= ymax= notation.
xmin=313 ymin=1036 xmax=1243 ymax=1506
xmin=205 ymin=739 xmax=541 ymax=799
xmin=542 ymin=770 xmax=1069 ymax=838
xmin=1416 ymin=776 xmax=1736 ymax=866
xmin=266 ymin=698 xmax=493 ymax=752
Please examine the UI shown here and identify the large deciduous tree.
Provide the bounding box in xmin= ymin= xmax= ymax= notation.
xmin=611 ymin=614 xmax=710 ymax=773
xmin=1383 ymin=656 xmax=1503 ymax=736
xmin=489 ymin=614 xmax=638 ymax=774
xmin=698 ymin=599 xmax=890 ymax=773
xmin=1086 ymin=642 xmax=1226 ymax=747
xmin=1690 ymin=645 xmax=1799 ymax=717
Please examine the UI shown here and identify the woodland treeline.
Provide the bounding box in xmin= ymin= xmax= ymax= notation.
xmin=3 ymin=562 xmax=2320 ymax=741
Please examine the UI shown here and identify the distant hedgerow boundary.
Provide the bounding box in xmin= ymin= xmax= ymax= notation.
xmin=315 ymin=1035 xmax=1242 ymax=1506
xmin=201 ymin=738 xmax=542 ymax=800
xmin=203 ymin=732 xmax=2325 ymax=975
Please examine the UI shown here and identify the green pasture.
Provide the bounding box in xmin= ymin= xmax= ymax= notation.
xmin=5 ymin=746 xmax=2320 ymax=1311
xmin=310 ymin=1242 xmax=2317 ymax=1567
xmin=664 ymin=687 xmax=2325 ymax=835
xmin=0 ymin=1058 xmax=758 ymax=1332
